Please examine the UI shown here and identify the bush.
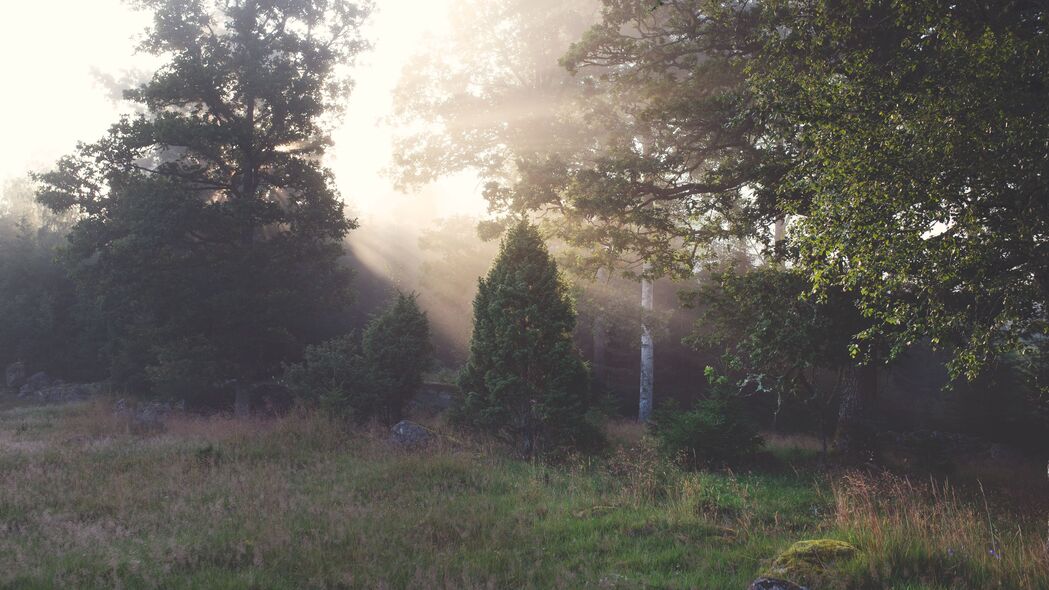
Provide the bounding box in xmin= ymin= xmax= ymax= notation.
xmin=650 ymin=367 xmax=763 ymax=468
xmin=284 ymin=293 xmax=433 ymax=423
xmin=362 ymin=292 xmax=433 ymax=423
xmin=283 ymin=334 xmax=373 ymax=420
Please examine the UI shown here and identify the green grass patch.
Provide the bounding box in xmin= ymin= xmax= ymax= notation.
xmin=0 ymin=401 xmax=1044 ymax=589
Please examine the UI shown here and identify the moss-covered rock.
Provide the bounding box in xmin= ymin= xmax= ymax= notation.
xmin=767 ymin=539 xmax=859 ymax=581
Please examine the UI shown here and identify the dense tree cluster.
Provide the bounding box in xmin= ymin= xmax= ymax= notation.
xmin=32 ymin=0 xmax=368 ymax=402
xmin=687 ymin=265 xmax=871 ymax=453
xmin=396 ymin=0 xmax=1049 ymax=454
xmin=285 ymin=292 xmax=432 ymax=423
xmin=511 ymin=0 xmax=1049 ymax=385
xmin=1 ymin=0 xmax=1045 ymax=460
xmin=0 ymin=179 xmax=103 ymax=381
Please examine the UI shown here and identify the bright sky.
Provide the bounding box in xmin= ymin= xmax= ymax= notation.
xmin=0 ymin=0 xmax=486 ymax=222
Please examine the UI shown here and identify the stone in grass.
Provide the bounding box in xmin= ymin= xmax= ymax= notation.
xmin=748 ymin=577 xmax=809 ymax=590
xmin=767 ymin=539 xmax=858 ymax=581
xmin=18 ymin=371 xmax=53 ymax=397
xmin=390 ymin=420 xmax=434 ymax=448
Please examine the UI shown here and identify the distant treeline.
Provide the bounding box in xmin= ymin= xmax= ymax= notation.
xmin=2 ymin=0 xmax=1048 ymax=460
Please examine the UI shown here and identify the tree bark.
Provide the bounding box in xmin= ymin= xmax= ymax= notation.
xmin=592 ymin=267 xmax=610 ymax=385
xmin=639 ymin=274 xmax=654 ymax=422
xmin=834 ymin=362 xmax=878 ymax=460
xmin=773 ymin=217 xmax=786 ymax=244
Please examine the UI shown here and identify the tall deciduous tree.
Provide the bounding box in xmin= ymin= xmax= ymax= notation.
xmin=688 ymin=266 xmax=872 ymax=454
xmin=503 ymin=0 xmax=779 ymax=276
xmin=511 ymin=0 xmax=1049 ymax=390
xmin=391 ymin=0 xmax=599 ymax=190
xmin=754 ymin=0 xmax=1049 ymax=383
xmin=457 ymin=221 xmax=597 ymax=454
xmin=36 ymin=0 xmax=368 ymax=402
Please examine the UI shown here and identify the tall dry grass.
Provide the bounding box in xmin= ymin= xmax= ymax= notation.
xmin=2 ymin=400 xmax=1047 ymax=589
xmin=831 ymin=470 xmax=1049 ymax=589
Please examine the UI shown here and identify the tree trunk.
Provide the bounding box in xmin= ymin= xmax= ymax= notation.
xmin=593 ymin=316 xmax=609 ymax=383
xmin=639 ymin=274 xmax=654 ymax=422
xmin=592 ymin=267 xmax=610 ymax=385
xmin=834 ymin=363 xmax=877 ymax=460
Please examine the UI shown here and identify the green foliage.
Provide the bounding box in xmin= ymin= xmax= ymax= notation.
xmin=2 ymin=401 xmax=1045 ymax=589
xmin=495 ymin=0 xmax=1049 ymax=385
xmin=751 ymin=0 xmax=1049 ymax=383
xmin=687 ymin=265 xmax=870 ymax=442
xmin=284 ymin=334 xmax=372 ymax=419
xmin=285 ymin=293 xmax=433 ymax=422
xmin=0 ymin=178 xmax=104 ymax=380
xmin=34 ymin=0 xmax=368 ymax=399
xmin=491 ymin=0 xmax=775 ymax=278
xmin=691 ymin=266 xmax=865 ymax=372
xmin=361 ymin=292 xmax=433 ymax=423
xmin=650 ymin=367 xmax=763 ymax=468
xmin=145 ymin=336 xmax=231 ymax=406
xmin=456 ymin=221 xmax=599 ymax=454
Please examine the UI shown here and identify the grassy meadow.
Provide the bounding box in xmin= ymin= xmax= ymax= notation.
xmin=0 ymin=399 xmax=1046 ymax=589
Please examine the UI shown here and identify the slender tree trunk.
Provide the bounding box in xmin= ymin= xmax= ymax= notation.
xmin=639 ymin=273 xmax=654 ymax=422
xmin=834 ymin=362 xmax=878 ymax=459
xmin=636 ymin=135 xmax=657 ymax=423
xmin=593 ymin=267 xmax=610 ymax=385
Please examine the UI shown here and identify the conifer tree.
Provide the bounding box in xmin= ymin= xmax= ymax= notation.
xmin=457 ymin=221 xmax=596 ymax=454
xmin=362 ymin=292 xmax=433 ymax=424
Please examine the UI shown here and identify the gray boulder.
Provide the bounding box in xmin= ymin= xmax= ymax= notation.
xmin=748 ymin=578 xmax=808 ymax=590
xmin=18 ymin=372 xmax=54 ymax=397
xmin=390 ymin=420 xmax=434 ymax=447
xmin=5 ymin=361 xmax=26 ymax=390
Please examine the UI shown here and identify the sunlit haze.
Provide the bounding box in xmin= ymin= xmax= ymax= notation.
xmin=0 ymin=0 xmax=487 ymax=222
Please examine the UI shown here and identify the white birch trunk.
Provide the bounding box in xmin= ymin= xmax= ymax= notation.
xmin=639 ymin=274 xmax=654 ymax=422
